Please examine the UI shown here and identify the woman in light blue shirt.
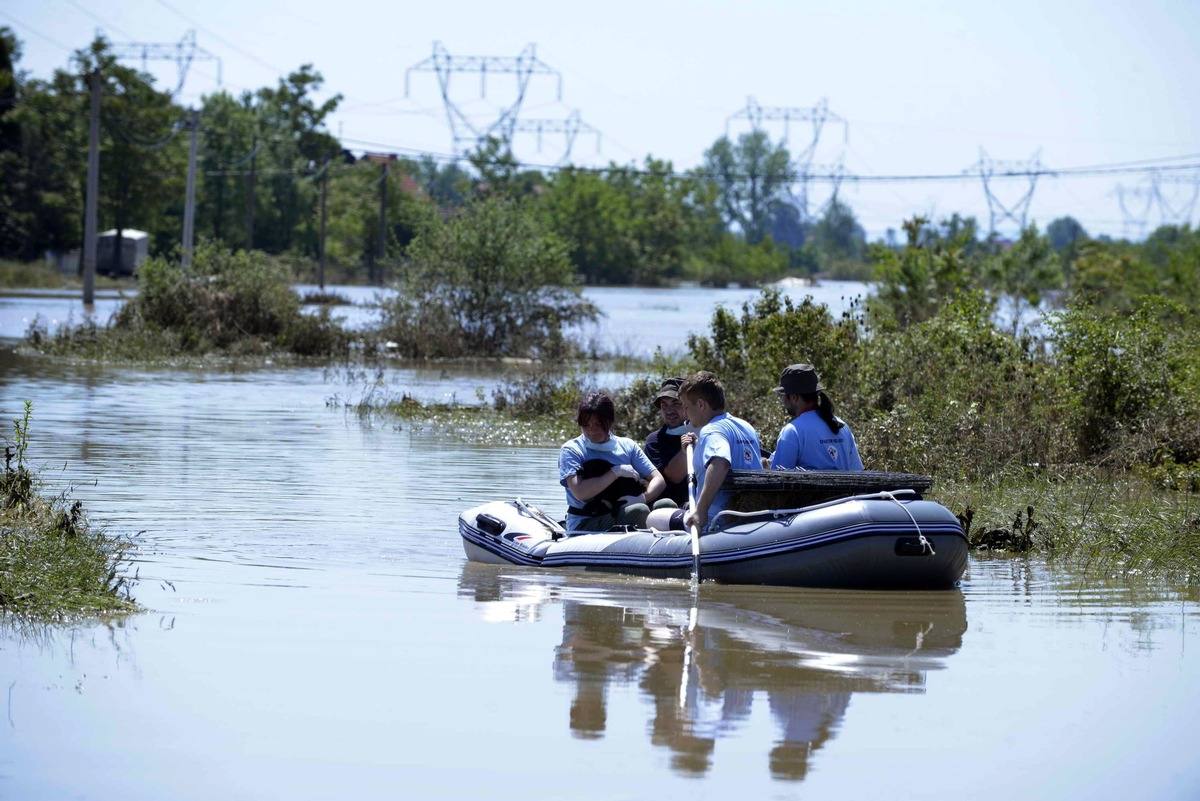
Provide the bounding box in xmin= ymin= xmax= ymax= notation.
xmin=559 ymin=390 xmax=670 ymax=533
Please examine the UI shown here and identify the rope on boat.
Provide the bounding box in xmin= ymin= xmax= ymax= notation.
xmin=878 ymin=490 xmax=935 ymax=555
xmin=713 ymin=488 xmax=936 ymax=555
xmin=714 ymin=488 xmax=920 ymax=522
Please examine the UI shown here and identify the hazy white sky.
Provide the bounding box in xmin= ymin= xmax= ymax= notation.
xmin=5 ymin=0 xmax=1199 ymax=239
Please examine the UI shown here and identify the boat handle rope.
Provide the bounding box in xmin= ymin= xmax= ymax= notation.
xmin=878 ymin=490 xmax=935 ymax=555
xmin=713 ymin=489 xmax=935 ymax=554
xmin=715 ymin=488 xmax=920 ymax=522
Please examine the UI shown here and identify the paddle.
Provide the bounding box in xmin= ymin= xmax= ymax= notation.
xmin=685 ymin=441 xmax=701 ymax=583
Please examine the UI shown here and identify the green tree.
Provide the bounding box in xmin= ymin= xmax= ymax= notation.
xmin=1046 ymin=216 xmax=1087 ymax=252
xmin=701 ymin=131 xmax=795 ymax=244
xmin=321 ymin=157 xmax=438 ymax=281
xmin=251 ymin=65 xmax=342 ymax=256
xmin=868 ymin=217 xmax=976 ymax=330
xmin=983 ymin=224 xmax=1063 ymax=333
xmin=809 ymin=197 xmax=866 ymax=269
xmin=381 ymin=197 xmax=598 ymax=358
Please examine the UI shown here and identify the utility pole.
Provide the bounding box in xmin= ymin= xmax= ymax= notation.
xmin=82 ymin=69 xmax=100 ymax=305
xmin=318 ymin=164 xmax=328 ymax=290
xmin=246 ymin=135 xmax=256 ymax=250
xmin=182 ymin=108 xmax=199 ymax=268
xmin=375 ymin=161 xmax=388 ymax=285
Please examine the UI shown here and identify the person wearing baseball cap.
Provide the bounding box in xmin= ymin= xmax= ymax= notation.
xmin=767 ymin=364 xmax=863 ymax=471
xmin=643 ymin=377 xmax=691 ymax=507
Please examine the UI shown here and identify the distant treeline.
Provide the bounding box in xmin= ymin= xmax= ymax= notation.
xmin=0 ymin=28 xmax=1156 ymax=290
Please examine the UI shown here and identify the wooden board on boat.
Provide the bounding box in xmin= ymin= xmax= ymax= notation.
xmin=722 ymin=469 xmax=933 ymax=511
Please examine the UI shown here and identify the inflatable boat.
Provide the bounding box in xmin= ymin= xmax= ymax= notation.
xmin=459 ymin=471 xmax=968 ymax=589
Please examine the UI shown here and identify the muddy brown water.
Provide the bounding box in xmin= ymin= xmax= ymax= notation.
xmin=1 ymin=286 xmax=1198 ymax=800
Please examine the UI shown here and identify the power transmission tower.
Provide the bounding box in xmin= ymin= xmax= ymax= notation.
xmin=511 ymin=109 xmax=601 ymax=164
xmin=963 ymin=148 xmax=1048 ymax=237
xmin=802 ymin=160 xmax=856 ymax=216
xmin=726 ymin=96 xmax=848 ymax=222
xmin=108 ymin=30 xmax=222 ymax=96
xmin=1113 ymin=182 xmax=1155 ymax=240
xmin=405 ymin=41 xmax=562 ymax=156
xmin=1153 ymin=171 xmax=1200 ymax=227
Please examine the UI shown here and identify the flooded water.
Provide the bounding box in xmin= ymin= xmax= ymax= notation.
xmin=1 ymin=285 xmax=1198 ymax=800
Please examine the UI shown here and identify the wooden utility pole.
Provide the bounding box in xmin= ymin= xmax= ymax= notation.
xmin=82 ymin=69 xmax=100 ymax=305
xmin=246 ymin=134 xmax=256 ymax=250
xmin=375 ymin=161 xmax=388 ymax=285
xmin=318 ymin=164 xmax=328 ymax=290
xmin=181 ymin=108 xmax=199 ymax=268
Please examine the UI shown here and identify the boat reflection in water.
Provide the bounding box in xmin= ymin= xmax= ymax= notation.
xmin=457 ymin=563 xmax=967 ymax=781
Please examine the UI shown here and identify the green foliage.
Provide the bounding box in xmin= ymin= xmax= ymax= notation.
xmin=541 ymin=159 xmax=723 ymax=285
xmin=701 ymin=131 xmax=795 ymax=245
xmin=687 ymin=287 xmax=859 ymax=440
xmin=27 ymin=244 xmax=349 ymax=359
xmin=809 ymin=198 xmax=866 ymax=268
xmin=378 ymin=197 xmax=599 ymax=358
xmin=867 ymin=217 xmax=975 ymax=330
xmin=688 ymin=234 xmax=789 ymax=287
xmin=1048 ymin=295 xmax=1200 ymax=465
xmin=982 ymin=224 xmax=1063 ymax=332
xmin=2 ymin=403 xmax=138 ymax=617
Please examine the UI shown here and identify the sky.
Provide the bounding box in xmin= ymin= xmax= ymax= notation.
xmin=4 ymin=0 xmax=1199 ymax=241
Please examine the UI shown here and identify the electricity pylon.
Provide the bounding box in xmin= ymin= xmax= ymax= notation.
xmin=108 ymin=30 xmax=221 ymax=96
xmin=963 ymin=148 xmax=1048 ymax=236
xmin=511 ymin=109 xmax=601 ymax=165
xmin=726 ymin=96 xmax=848 ymax=222
xmin=405 ymin=41 xmax=562 ymax=156
xmin=1154 ymin=171 xmax=1200 ymax=227
xmin=1113 ymin=183 xmax=1156 ymax=240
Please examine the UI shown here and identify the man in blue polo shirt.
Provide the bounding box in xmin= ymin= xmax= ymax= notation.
xmin=678 ymin=370 xmax=762 ymax=533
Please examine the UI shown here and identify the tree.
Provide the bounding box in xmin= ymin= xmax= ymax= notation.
xmin=1046 ymin=216 xmax=1088 ymax=252
xmin=984 ymin=224 xmax=1063 ymax=333
xmin=700 ymin=131 xmax=795 ymax=244
xmin=384 ymin=197 xmax=598 ymax=358
xmin=809 ymin=198 xmax=866 ymax=268
xmin=251 ymin=65 xmax=342 ymax=255
xmin=540 ymin=158 xmax=724 ymax=285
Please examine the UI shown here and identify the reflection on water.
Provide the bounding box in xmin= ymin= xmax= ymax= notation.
xmin=458 ymin=563 xmax=966 ymax=781
xmin=2 ymin=286 xmax=1199 ymax=800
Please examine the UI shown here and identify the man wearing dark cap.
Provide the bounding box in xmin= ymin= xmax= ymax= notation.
xmin=768 ymin=364 xmax=863 ymax=471
xmin=643 ymin=377 xmax=692 ymax=507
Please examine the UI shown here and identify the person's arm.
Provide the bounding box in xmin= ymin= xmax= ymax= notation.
xmin=662 ymin=447 xmax=689 ymax=484
xmin=566 ymin=465 xmax=630 ymax=501
xmin=639 ymin=469 xmax=667 ymax=503
xmin=770 ymin=426 xmax=798 ymax=470
xmin=685 ymin=457 xmax=730 ymax=532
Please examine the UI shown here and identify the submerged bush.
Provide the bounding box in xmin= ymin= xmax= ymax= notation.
xmin=375 ymin=197 xmax=599 ymax=359
xmin=26 ymin=244 xmax=351 ymax=360
xmin=2 ymin=403 xmax=138 ymax=618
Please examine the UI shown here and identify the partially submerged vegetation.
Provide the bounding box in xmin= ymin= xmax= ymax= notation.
xmin=1 ymin=403 xmax=139 ymax=618
xmin=365 ymin=220 xmax=1200 ymax=579
xmin=24 ymin=244 xmax=352 ymax=362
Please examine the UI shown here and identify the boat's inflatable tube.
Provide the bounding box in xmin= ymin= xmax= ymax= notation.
xmin=459 ymin=492 xmax=968 ymax=589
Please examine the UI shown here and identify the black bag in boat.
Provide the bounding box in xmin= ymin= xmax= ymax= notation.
xmin=569 ymin=459 xmax=645 ymax=517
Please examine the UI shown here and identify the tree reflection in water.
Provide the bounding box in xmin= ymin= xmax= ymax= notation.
xmin=458 ymin=562 xmax=966 ymax=781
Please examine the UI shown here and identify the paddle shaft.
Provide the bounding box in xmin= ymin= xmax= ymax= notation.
xmin=685 ymin=442 xmax=701 ymax=582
